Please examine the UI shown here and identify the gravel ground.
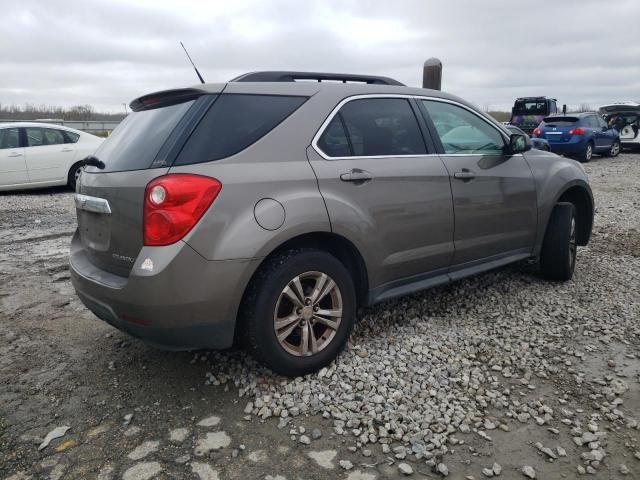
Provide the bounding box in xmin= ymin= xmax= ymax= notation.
xmin=1 ymin=153 xmax=639 ymax=480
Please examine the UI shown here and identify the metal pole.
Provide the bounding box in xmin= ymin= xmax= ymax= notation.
xmin=422 ymin=58 xmax=442 ymax=90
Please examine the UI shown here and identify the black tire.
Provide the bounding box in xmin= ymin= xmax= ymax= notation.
xmin=539 ymin=203 xmax=577 ymax=281
xmin=578 ymin=141 xmax=593 ymax=162
xmin=67 ymin=162 xmax=83 ymax=190
xmin=240 ymin=248 xmax=356 ymax=377
xmin=606 ymin=140 xmax=621 ymax=157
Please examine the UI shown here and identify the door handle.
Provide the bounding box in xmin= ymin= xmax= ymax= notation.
xmin=340 ymin=169 xmax=373 ymax=183
xmin=61 ymin=148 xmax=74 ymax=152
xmin=7 ymin=152 xmax=23 ymax=157
xmin=454 ymin=169 xmax=476 ymax=181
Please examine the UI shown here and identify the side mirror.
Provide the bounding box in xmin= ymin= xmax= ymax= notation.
xmin=505 ymin=133 xmax=531 ymax=154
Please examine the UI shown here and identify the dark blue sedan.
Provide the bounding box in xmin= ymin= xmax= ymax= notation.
xmin=532 ymin=113 xmax=621 ymax=162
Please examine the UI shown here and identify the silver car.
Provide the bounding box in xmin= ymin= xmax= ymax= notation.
xmin=70 ymin=71 xmax=593 ymax=376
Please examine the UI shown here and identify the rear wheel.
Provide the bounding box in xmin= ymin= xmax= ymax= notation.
xmin=578 ymin=142 xmax=593 ymax=162
xmin=67 ymin=162 xmax=83 ymax=190
xmin=240 ymin=248 xmax=356 ymax=377
xmin=539 ymin=203 xmax=577 ymax=281
xmin=606 ymin=140 xmax=621 ymax=157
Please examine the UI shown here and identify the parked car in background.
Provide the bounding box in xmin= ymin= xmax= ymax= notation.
xmin=598 ymin=103 xmax=640 ymax=151
xmin=70 ymin=71 xmax=593 ymax=376
xmin=532 ymin=113 xmax=620 ymax=162
xmin=509 ymin=96 xmax=558 ymax=134
xmin=505 ymin=124 xmax=550 ymax=151
xmin=0 ymin=122 xmax=103 ymax=191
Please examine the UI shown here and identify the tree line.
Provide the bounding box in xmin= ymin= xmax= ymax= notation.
xmin=0 ymin=103 xmax=126 ymax=121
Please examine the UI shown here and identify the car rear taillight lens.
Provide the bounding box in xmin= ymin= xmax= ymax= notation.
xmin=568 ymin=127 xmax=585 ymax=135
xmin=143 ymin=174 xmax=222 ymax=246
xmin=532 ymin=128 xmax=542 ymax=136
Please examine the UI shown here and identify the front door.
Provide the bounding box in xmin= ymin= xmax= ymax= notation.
xmin=23 ymin=127 xmax=77 ymax=183
xmin=0 ymin=127 xmax=28 ymax=187
xmin=419 ymin=99 xmax=538 ymax=266
xmin=308 ymin=96 xmax=455 ymax=290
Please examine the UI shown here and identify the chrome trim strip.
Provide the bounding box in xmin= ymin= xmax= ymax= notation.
xmin=74 ymin=194 xmax=112 ymax=215
xmin=310 ymin=93 xmax=511 ymax=161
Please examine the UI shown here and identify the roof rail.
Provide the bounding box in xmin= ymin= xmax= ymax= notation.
xmin=229 ymin=71 xmax=405 ymax=86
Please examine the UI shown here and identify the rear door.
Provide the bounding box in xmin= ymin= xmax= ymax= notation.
xmin=419 ymin=99 xmax=537 ymax=267
xmin=595 ymin=115 xmax=615 ymax=148
xmin=0 ymin=127 xmax=28 ymax=187
xmin=24 ymin=127 xmax=76 ymax=183
xmin=308 ymin=96 xmax=454 ymax=289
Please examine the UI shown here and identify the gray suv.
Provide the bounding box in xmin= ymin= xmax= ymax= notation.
xmin=70 ymin=71 xmax=593 ymax=376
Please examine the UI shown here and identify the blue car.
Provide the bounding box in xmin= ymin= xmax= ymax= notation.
xmin=506 ymin=125 xmax=550 ymax=151
xmin=532 ymin=113 xmax=621 ymax=162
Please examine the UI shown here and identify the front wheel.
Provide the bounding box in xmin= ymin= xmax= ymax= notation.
xmin=539 ymin=203 xmax=577 ymax=281
xmin=240 ymin=248 xmax=356 ymax=377
xmin=607 ymin=140 xmax=621 ymax=157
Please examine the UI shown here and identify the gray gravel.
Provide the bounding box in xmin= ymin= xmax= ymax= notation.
xmin=196 ymin=153 xmax=640 ymax=476
xmin=1 ymin=153 xmax=640 ymax=479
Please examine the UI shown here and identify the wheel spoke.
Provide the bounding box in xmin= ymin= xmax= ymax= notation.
xmin=316 ymin=308 xmax=342 ymax=318
xmin=282 ymin=285 xmax=304 ymax=307
xmin=277 ymin=320 xmax=299 ymax=342
xmin=315 ymin=279 xmax=336 ymax=304
xmin=275 ymin=312 xmax=300 ymax=330
xmin=313 ymin=314 xmax=339 ymax=330
xmin=300 ymin=322 xmax=309 ymax=355
xmin=309 ymin=325 xmax=319 ymax=354
xmin=309 ymin=273 xmax=328 ymax=303
xmin=290 ymin=276 xmax=306 ymax=305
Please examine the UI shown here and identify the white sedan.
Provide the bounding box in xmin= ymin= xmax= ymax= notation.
xmin=0 ymin=122 xmax=103 ymax=191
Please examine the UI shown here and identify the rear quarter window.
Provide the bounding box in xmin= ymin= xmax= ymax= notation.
xmin=63 ymin=131 xmax=80 ymax=143
xmin=174 ymin=94 xmax=307 ymax=165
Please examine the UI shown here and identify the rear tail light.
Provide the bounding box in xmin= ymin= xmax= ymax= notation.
xmin=532 ymin=128 xmax=542 ymax=136
xmin=568 ymin=127 xmax=585 ymax=135
xmin=144 ymin=174 xmax=222 ymax=246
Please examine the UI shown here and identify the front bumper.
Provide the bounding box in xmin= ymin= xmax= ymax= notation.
xmin=70 ymin=231 xmax=261 ymax=350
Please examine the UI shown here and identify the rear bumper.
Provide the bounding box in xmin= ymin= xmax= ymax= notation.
xmin=69 ymin=230 xmax=261 ymax=350
xmin=546 ymin=139 xmax=586 ymax=155
xmin=620 ymin=137 xmax=640 ymax=147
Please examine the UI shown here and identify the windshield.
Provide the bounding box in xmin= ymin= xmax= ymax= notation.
xmin=514 ymin=100 xmax=548 ymax=116
xmin=87 ymin=100 xmax=195 ymax=173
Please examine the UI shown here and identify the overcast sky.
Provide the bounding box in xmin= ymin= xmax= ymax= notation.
xmin=2 ymin=0 xmax=639 ymax=112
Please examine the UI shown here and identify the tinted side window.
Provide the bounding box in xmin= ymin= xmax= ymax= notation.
xmin=43 ymin=129 xmax=65 ymax=145
xmin=0 ymin=128 xmax=20 ymax=149
xmin=421 ymin=100 xmax=505 ymax=154
xmin=26 ymin=128 xmax=45 ymax=147
xmin=175 ymin=94 xmax=307 ymax=165
xmin=317 ymin=115 xmax=351 ymax=157
xmin=63 ymin=131 xmax=80 ymax=143
xmin=337 ymin=98 xmax=426 ymax=156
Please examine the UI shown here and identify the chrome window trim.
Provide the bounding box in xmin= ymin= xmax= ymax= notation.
xmin=74 ymin=194 xmax=112 ymax=215
xmin=311 ymin=93 xmax=511 ymax=160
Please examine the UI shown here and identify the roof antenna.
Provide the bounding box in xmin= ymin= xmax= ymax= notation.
xmin=180 ymin=41 xmax=205 ymax=84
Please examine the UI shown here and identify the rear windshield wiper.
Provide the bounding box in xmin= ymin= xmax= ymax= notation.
xmin=82 ymin=155 xmax=105 ymax=169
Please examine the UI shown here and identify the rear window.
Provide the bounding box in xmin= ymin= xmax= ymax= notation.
xmin=89 ymin=100 xmax=195 ymax=173
xmin=174 ymin=94 xmax=307 ymax=165
xmin=542 ymin=116 xmax=579 ymax=127
xmin=514 ymin=100 xmax=548 ymax=116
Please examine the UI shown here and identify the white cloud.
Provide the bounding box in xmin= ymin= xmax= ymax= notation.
xmin=0 ymin=0 xmax=638 ymax=112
